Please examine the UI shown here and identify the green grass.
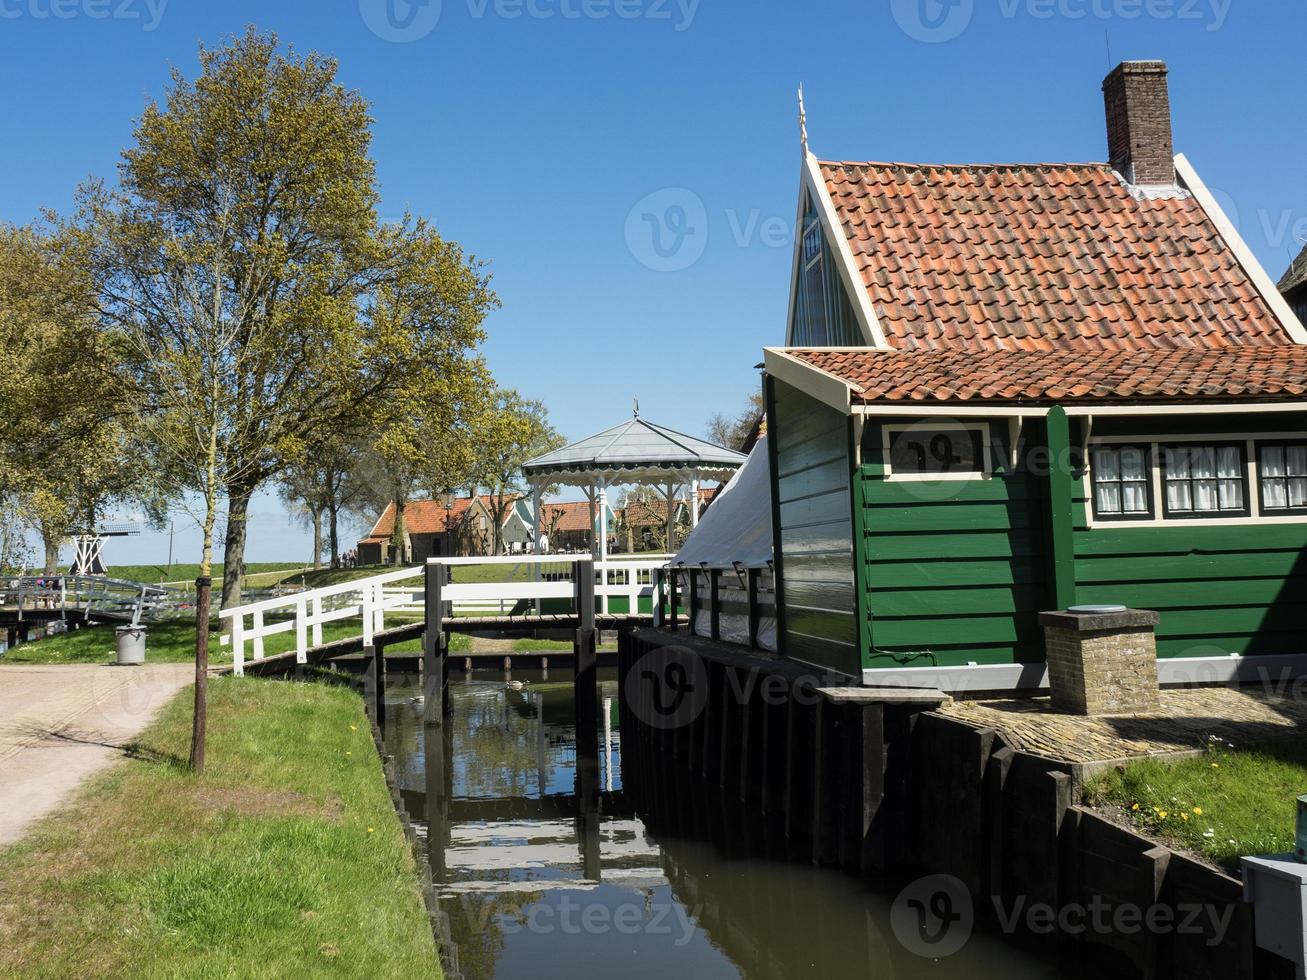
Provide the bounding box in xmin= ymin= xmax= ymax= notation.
xmin=1085 ymin=737 xmax=1307 ymax=869
xmin=103 ymin=563 xmax=310 ymax=586
xmin=3 ymin=614 xmax=471 ymax=665
xmin=0 ymin=675 xmax=439 ymax=978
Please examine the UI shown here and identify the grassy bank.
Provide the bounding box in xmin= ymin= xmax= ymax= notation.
xmin=3 ymin=616 xmax=469 ymax=665
xmin=1085 ymin=737 xmax=1306 ymax=869
xmin=0 ymin=675 xmax=438 ymax=978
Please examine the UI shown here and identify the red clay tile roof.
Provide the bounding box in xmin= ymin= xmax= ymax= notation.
xmin=538 ymin=501 xmax=597 ymax=533
xmin=819 ymin=161 xmax=1293 ymax=351
xmin=792 ymin=347 xmax=1307 ymax=404
xmin=368 ymin=496 xmax=511 ymax=538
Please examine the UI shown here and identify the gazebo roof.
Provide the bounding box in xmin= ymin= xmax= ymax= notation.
xmin=524 ymin=416 xmax=746 ymax=487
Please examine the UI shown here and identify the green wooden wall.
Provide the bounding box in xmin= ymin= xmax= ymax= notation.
xmin=768 ymin=383 xmax=1307 ymax=670
xmin=858 ymin=419 xmax=1052 ymax=668
xmin=768 ymin=378 xmax=861 ymax=676
xmin=1071 ymin=414 xmax=1307 ymax=659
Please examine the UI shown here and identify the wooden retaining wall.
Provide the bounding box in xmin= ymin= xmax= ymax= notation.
xmin=618 ymin=629 xmax=1289 ymax=980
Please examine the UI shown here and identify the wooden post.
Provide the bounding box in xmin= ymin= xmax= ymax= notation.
xmin=709 ymin=568 xmax=721 ymax=642
xmin=372 ymin=641 xmax=386 ymax=724
xmin=363 ymin=643 xmax=379 ymax=721
xmin=668 ymin=568 xmax=679 ymax=633
xmin=688 ymin=569 xmax=699 ymax=636
xmin=1045 ymin=405 xmax=1078 ymax=611
xmin=746 ymin=567 xmax=760 ymax=649
xmin=653 ymin=567 xmax=665 ymax=627
xmin=189 ymin=576 xmax=211 ymax=773
xmin=423 ymin=562 xmax=447 ymax=725
xmin=574 ymin=559 xmax=597 ymax=721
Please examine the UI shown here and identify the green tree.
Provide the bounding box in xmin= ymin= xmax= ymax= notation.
xmin=706 ymin=389 xmax=765 ymax=451
xmin=74 ymin=29 xmax=496 ymax=770
xmin=472 ymin=390 xmax=564 ymax=555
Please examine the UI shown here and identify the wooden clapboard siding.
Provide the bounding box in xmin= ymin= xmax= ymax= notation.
xmin=1073 ymin=519 xmax=1307 ymax=659
xmin=770 ymin=379 xmax=860 ymax=676
xmin=859 ymin=420 xmax=1050 ymax=668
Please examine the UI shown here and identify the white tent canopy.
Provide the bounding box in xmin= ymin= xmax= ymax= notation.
xmin=673 ymin=435 xmax=776 ymax=650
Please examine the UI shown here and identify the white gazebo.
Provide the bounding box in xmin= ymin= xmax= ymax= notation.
xmin=522 ymin=409 xmax=747 ymax=565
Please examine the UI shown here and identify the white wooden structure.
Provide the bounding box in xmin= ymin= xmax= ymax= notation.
xmin=521 ymin=407 xmax=746 ymax=576
xmin=218 ymin=554 xmax=671 ymax=677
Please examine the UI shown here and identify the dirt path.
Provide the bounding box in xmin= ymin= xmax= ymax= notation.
xmin=0 ymin=663 xmax=192 ymax=846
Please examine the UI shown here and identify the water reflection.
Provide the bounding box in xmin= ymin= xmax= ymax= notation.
xmin=384 ymin=672 xmax=1065 ymax=980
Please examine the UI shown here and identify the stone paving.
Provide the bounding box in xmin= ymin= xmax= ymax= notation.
xmin=939 ymin=685 xmax=1307 ymax=764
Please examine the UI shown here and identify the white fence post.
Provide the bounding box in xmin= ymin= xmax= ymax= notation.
xmin=232 ymin=614 xmax=246 ymax=677
xmin=311 ymin=595 xmax=323 ymax=647
xmin=362 ymin=585 xmax=374 ymax=647
xmin=295 ymin=598 xmax=307 ymax=664
xmin=252 ymin=609 xmax=265 ymax=660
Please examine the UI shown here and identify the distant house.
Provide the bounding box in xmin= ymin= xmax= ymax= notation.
xmin=357 ymin=495 xmax=524 ymax=564
xmin=1281 ymin=245 xmax=1307 ymax=327
xmin=760 ymin=61 xmax=1307 ymax=684
xmin=617 ymin=487 xmax=718 ymax=552
xmin=530 ymin=500 xmax=616 ymax=553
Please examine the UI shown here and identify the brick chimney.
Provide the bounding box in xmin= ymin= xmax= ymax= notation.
xmin=1102 ymin=61 xmax=1175 ymax=187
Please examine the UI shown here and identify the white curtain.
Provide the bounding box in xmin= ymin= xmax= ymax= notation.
xmin=1092 ymin=449 xmax=1120 ymax=514
xmin=1120 ymin=447 xmax=1148 ymax=513
xmin=1262 ymin=445 xmax=1307 ymax=509
xmin=1167 ymin=445 xmax=1243 ymax=513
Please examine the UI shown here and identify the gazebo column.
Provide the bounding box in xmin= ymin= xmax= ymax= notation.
xmin=690 ymin=476 xmax=700 ymax=528
xmin=597 ymin=479 xmax=609 ymax=615
xmin=531 ymin=483 xmax=543 ymax=615
xmin=665 ymin=480 xmax=676 ymax=554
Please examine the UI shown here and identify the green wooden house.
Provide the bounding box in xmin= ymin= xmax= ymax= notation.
xmin=763 ymin=62 xmax=1307 ymax=689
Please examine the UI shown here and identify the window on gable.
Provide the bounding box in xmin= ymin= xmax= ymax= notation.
xmin=1091 ymin=445 xmax=1152 ymax=519
xmin=801 ymin=218 xmax=829 ymax=346
xmin=1161 ymin=444 xmax=1248 ymax=518
xmin=1258 ymin=443 xmax=1307 ymax=513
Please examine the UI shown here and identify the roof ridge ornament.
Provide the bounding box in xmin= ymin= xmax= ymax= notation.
xmin=633 ymin=396 xmax=640 ymax=419
xmin=798 ymin=84 xmax=809 ymax=152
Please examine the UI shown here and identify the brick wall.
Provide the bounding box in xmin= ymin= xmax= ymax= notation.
xmin=1040 ymin=609 xmax=1161 ymax=716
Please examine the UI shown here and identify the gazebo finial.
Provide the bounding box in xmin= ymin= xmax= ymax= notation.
xmin=633 ymin=397 xmax=640 ymax=419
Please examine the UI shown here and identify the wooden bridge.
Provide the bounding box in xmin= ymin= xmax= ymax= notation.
xmin=217 ymin=555 xmax=676 ymax=679
xmin=0 ymin=576 xmax=185 ymax=631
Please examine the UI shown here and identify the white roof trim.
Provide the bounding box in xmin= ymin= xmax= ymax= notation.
xmin=764 ymin=347 xmax=856 ymax=413
xmin=795 ymin=151 xmax=890 ymax=349
xmin=1175 ymin=153 xmax=1307 ymax=345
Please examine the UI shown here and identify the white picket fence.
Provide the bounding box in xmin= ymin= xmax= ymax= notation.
xmin=219 ymin=555 xmax=670 ymax=676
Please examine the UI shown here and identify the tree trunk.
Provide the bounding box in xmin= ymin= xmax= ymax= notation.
xmin=311 ymin=507 xmax=323 ymax=568
xmin=191 ymin=426 xmax=219 ymax=775
xmin=220 ymin=485 xmax=255 ymax=609
xmin=391 ymin=495 xmax=407 ymax=566
xmin=41 ymin=528 xmax=60 ymax=575
xmin=328 ymin=504 xmax=340 ymax=568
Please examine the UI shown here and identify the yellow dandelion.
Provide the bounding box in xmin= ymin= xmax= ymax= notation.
xmin=1211 ymin=763 xmax=1220 ymax=768
xmin=345 ymin=751 xmax=352 ymax=756
xmin=1131 ymin=803 xmax=1140 ymax=811
xmin=1193 ymin=807 xmax=1203 ymax=816
xmin=349 ymin=725 xmax=357 ymax=731
xmin=1181 ymin=813 xmax=1190 ymax=822
xmin=1158 ymin=810 xmax=1168 ymax=820
xmin=367 ymin=827 xmax=375 ymax=833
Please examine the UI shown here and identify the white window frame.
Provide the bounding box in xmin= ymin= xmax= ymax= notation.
xmin=882 ymin=423 xmax=993 ymax=482
xmin=1085 ymin=431 xmax=1307 ymax=528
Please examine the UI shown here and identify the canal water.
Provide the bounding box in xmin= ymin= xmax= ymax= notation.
xmin=382 ymin=670 xmax=1068 ymax=980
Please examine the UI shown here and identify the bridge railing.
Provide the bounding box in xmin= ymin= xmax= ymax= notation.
xmin=219 ymin=554 xmax=672 ymax=676
xmin=2 ymin=575 xmax=184 ymax=625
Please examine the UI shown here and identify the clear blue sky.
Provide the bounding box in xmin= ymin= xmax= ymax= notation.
xmin=3 ymin=0 xmax=1303 ymax=567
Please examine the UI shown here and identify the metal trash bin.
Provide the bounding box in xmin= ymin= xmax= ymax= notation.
xmin=115 ymin=625 xmax=147 ymax=665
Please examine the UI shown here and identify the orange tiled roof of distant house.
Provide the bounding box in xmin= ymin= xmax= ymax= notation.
xmin=367 ymin=495 xmax=516 ymax=538
xmin=790 ymin=346 xmax=1307 ymax=404
xmin=817 ymin=160 xmax=1296 ymax=351
xmin=538 ymin=501 xmax=596 ymax=533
